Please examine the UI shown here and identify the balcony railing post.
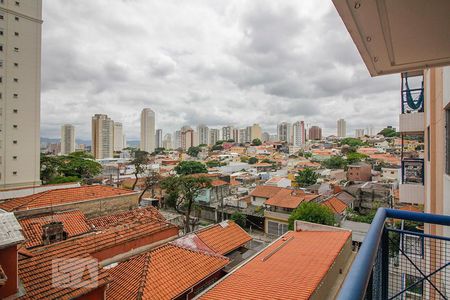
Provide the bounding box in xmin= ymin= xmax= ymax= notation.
xmin=381 ymin=228 xmax=389 ymax=299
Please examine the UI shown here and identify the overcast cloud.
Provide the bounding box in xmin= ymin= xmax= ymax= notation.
xmin=41 ymin=0 xmax=399 ymax=140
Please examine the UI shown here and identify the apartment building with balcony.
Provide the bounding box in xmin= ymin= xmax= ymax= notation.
xmin=0 ymin=0 xmax=42 ymax=190
xmin=332 ymin=0 xmax=450 ymax=298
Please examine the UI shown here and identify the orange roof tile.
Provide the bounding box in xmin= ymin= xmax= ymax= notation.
xmin=0 ymin=185 xmax=137 ymax=212
xmin=106 ymin=244 xmax=229 ymax=300
xmin=322 ymin=197 xmax=348 ymax=214
xmin=87 ymin=206 xmax=165 ymax=229
xmin=199 ymin=230 xmax=351 ymax=300
xmin=265 ymin=189 xmax=319 ymax=209
xmin=18 ymin=240 xmax=110 ymax=300
xmin=249 ymin=186 xmax=283 ymax=198
xmin=196 ymin=221 xmax=252 ymax=255
xmin=19 ymin=210 xmax=91 ymax=248
xmin=210 ymin=179 xmax=229 ymax=187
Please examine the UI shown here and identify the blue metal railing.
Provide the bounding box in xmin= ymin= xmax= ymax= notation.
xmin=338 ymin=208 xmax=450 ymax=300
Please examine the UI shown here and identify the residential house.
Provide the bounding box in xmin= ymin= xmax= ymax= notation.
xmin=347 ymin=162 xmax=372 ymax=182
xmin=264 ymin=176 xmax=291 ymax=188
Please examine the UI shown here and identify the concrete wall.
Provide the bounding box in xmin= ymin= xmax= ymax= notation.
xmin=0 ymin=245 xmax=19 ymax=298
xmin=14 ymin=193 xmax=139 ymax=218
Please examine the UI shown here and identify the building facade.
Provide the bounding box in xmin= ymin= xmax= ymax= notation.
xmin=355 ymin=128 xmax=365 ymax=138
xmin=0 ymin=0 xmax=42 ymax=190
xmin=61 ymin=124 xmax=75 ymax=155
xmin=209 ymin=129 xmax=219 ymax=146
xmin=309 ymin=126 xmax=322 ymax=140
xmin=113 ymin=122 xmax=124 ymax=152
xmin=337 ymin=118 xmax=347 ymax=137
xmin=250 ymin=124 xmax=262 ymax=141
xmin=92 ymin=114 xmax=114 ymax=159
xmin=277 ymin=122 xmax=292 ymax=143
xmin=181 ymin=126 xmax=194 ymax=151
xmin=197 ymin=124 xmax=209 ymax=145
xmin=140 ymin=108 xmax=155 ymax=153
xmin=292 ymin=121 xmax=305 ymax=147
xmin=163 ymin=133 xmax=172 ymax=149
xmin=155 ymin=129 xmax=163 ymax=149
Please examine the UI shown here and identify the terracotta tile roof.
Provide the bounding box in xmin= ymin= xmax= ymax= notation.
xmin=106 ymin=244 xmax=229 ymax=300
xmin=196 ymin=221 xmax=252 ymax=255
xmin=0 ymin=185 xmax=137 ymax=212
xmin=249 ymin=186 xmax=283 ymax=199
xmin=210 ymin=179 xmax=229 ymax=187
xmin=322 ymin=197 xmax=348 ymax=214
xmin=199 ymin=230 xmax=351 ymax=300
xmin=18 ymin=239 xmax=110 ymax=300
xmin=87 ymin=206 xmax=165 ymax=229
xmin=265 ymin=189 xmax=319 ymax=209
xmin=19 ymin=210 xmax=91 ymax=248
xmin=171 ymin=233 xmax=215 ymax=254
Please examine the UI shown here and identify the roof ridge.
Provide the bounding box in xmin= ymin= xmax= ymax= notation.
xmin=169 ymin=242 xmax=229 ymax=260
xmin=13 ymin=189 xmax=53 ymax=210
xmin=136 ymin=252 xmax=151 ymax=300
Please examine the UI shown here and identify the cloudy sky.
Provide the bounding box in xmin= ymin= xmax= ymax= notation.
xmin=41 ymin=0 xmax=399 ymax=140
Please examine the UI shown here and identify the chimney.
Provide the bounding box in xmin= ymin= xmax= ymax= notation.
xmin=42 ymin=222 xmax=68 ymax=245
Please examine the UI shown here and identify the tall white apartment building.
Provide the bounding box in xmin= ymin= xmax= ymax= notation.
xmin=292 ymin=121 xmax=306 ymax=147
xmin=155 ymin=129 xmax=163 ymax=149
xmin=277 ymin=122 xmax=292 ymax=144
xmin=163 ymin=133 xmax=172 ymax=149
xmin=181 ymin=126 xmax=194 ymax=151
xmin=61 ymin=124 xmax=75 ymax=155
xmin=140 ymin=108 xmax=155 ymax=153
xmin=92 ymin=114 xmax=114 ymax=159
xmin=209 ymin=129 xmax=219 ymax=146
xmin=222 ymin=126 xmax=233 ymax=141
xmin=174 ymin=130 xmax=181 ymax=149
xmin=355 ymin=128 xmax=365 ymax=138
xmin=251 ymin=124 xmax=262 ymax=141
xmin=337 ymin=118 xmax=347 ymax=137
xmin=197 ymin=124 xmax=209 ymax=145
xmin=0 ymin=0 xmax=42 ymax=189
xmin=113 ymin=122 xmax=124 ymax=151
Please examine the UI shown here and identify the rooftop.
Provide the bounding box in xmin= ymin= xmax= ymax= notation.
xmin=106 ymin=244 xmax=229 ymax=300
xmin=265 ymin=189 xmax=319 ymax=209
xmin=322 ymin=197 xmax=348 ymax=214
xmin=86 ymin=206 xmax=165 ymax=229
xmin=0 ymin=185 xmax=137 ymax=212
xmin=249 ymin=186 xmax=283 ymax=199
xmin=199 ymin=230 xmax=351 ymax=300
xmin=0 ymin=212 xmax=25 ymax=249
xmin=19 ymin=210 xmax=90 ymax=248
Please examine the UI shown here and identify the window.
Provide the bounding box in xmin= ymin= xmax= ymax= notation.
xmin=0 ymin=30 xmax=3 ymax=36
xmin=14 ymin=47 xmax=19 ymax=52
xmin=14 ymin=32 xmax=18 ymax=36
xmin=0 ymin=77 xmax=2 ymax=83
xmin=447 ymin=109 xmax=450 ymax=175
xmin=15 ymin=1 xmax=19 ymax=6
xmin=13 ymin=109 xmax=17 ymax=113
xmin=0 ymin=15 xmax=3 ymax=20
xmin=14 ymin=63 xmax=18 ymax=67
xmin=12 ymin=171 xmax=17 ymax=175
xmin=0 ymin=93 xmax=2 ymax=99
xmin=0 ymin=61 xmax=2 ymax=68
xmin=13 ymin=78 xmax=18 ymax=82
xmin=13 ymin=125 xmax=17 ymax=128
xmin=13 ymin=93 xmax=18 ymax=98
xmin=403 ymin=234 xmax=424 ymax=256
xmin=0 ymin=45 xmax=3 ymax=51
xmin=13 ymin=140 xmax=17 ymax=144
xmin=404 ymin=274 xmax=423 ymax=299
xmin=13 ymin=156 xmax=17 ymax=160
xmin=15 ymin=17 xmax=19 ymax=21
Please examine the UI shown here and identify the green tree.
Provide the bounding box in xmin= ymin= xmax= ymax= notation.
xmin=252 ymin=138 xmax=262 ymax=146
xmin=346 ymin=152 xmax=368 ymax=165
xmin=130 ymin=150 xmax=150 ymax=190
xmin=138 ymin=169 xmax=161 ymax=204
xmin=58 ymin=154 xmax=102 ymax=180
xmin=248 ymin=157 xmax=258 ymax=164
xmin=153 ymin=147 xmax=166 ymax=155
xmin=231 ymin=211 xmax=246 ymax=227
xmin=206 ymin=160 xmax=222 ymax=168
xmin=161 ymin=175 xmax=212 ymax=233
xmin=288 ymin=202 xmax=335 ymax=229
xmin=321 ymin=156 xmax=347 ymax=169
xmin=240 ymin=156 xmax=249 ymax=163
xmin=340 ymin=137 xmax=364 ymax=147
xmin=295 ymin=168 xmax=318 ymax=187
xmin=378 ymin=127 xmax=399 ymax=137
xmin=40 ymin=154 xmax=61 ymax=184
xmin=174 ymin=161 xmax=208 ymax=175
xmin=211 ymin=144 xmax=223 ymax=151
xmin=187 ymin=146 xmax=201 ymax=157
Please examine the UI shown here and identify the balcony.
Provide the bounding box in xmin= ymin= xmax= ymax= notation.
xmin=338 ymin=208 xmax=450 ymax=300
xmin=264 ymin=210 xmax=290 ymax=222
xmin=399 ymin=159 xmax=425 ymax=205
xmin=399 ymin=72 xmax=425 ymax=133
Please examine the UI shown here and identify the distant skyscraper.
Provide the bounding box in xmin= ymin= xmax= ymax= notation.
xmin=251 ymin=124 xmax=262 ymax=141
xmin=238 ymin=128 xmax=248 ymax=144
xmin=174 ymin=131 xmax=181 ymax=149
xmin=155 ymin=129 xmax=163 ymax=149
xmin=355 ymin=128 xmax=365 ymax=138
xmin=0 ymin=1 xmax=42 ymax=190
xmin=61 ymin=124 xmax=76 ymax=155
xmin=181 ymin=126 xmax=194 ymax=150
xmin=337 ymin=119 xmax=347 ymax=137
xmin=209 ymin=129 xmax=220 ymax=145
xmin=277 ymin=122 xmax=292 ymax=143
xmin=309 ymin=126 xmax=322 ymax=140
xmin=113 ymin=122 xmax=124 ymax=151
xmin=222 ymin=126 xmax=233 ymax=141
xmin=163 ymin=133 xmax=172 ymax=149
xmin=141 ymin=108 xmax=156 ymax=153
xmin=197 ymin=125 xmax=209 ymax=145
xmin=92 ymin=114 xmax=114 ymax=159
xmin=292 ymin=121 xmax=306 ymax=147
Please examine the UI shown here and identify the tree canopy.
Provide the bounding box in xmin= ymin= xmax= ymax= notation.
xmin=251 ymin=138 xmax=262 ymax=146
xmin=288 ymin=202 xmax=335 ymax=229
xmin=340 ymin=137 xmax=365 ymax=147
xmin=174 ymin=161 xmax=208 ymax=175
xmin=130 ymin=150 xmax=150 ymax=190
xmin=295 ymin=168 xmax=318 ymax=187
xmin=231 ymin=211 xmax=246 ymax=227
xmin=378 ymin=127 xmax=399 ymax=137
xmin=187 ymin=146 xmax=201 ymax=157
xmin=346 ymin=152 xmax=368 ymax=165
xmin=248 ymin=157 xmax=258 ymax=164
xmin=321 ymin=156 xmax=347 ymax=169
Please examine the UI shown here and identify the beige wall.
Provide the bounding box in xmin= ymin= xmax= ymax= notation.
xmin=0 ymin=0 xmax=42 ymax=190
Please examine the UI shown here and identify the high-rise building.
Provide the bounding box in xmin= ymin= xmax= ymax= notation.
xmin=277 ymin=122 xmax=292 ymax=143
xmin=181 ymin=126 xmax=194 ymax=150
xmin=113 ymin=122 xmax=124 ymax=151
xmin=197 ymin=124 xmax=209 ymax=145
xmin=61 ymin=124 xmax=76 ymax=155
xmin=251 ymin=124 xmax=262 ymax=141
xmin=222 ymin=126 xmax=233 ymax=141
xmin=140 ymin=108 xmax=155 ymax=153
xmin=262 ymin=132 xmax=270 ymax=142
xmin=292 ymin=121 xmax=306 ymax=147
xmin=209 ymin=129 xmax=220 ymax=145
xmin=174 ymin=131 xmax=181 ymax=149
xmin=232 ymin=128 xmax=239 ymax=142
xmin=337 ymin=119 xmax=347 ymax=137
xmin=163 ymin=133 xmax=172 ymax=149
xmin=309 ymin=126 xmax=322 ymax=140
xmin=92 ymin=114 xmax=114 ymax=159
xmin=238 ymin=128 xmax=248 ymax=144
xmin=355 ymin=128 xmax=365 ymax=138
xmin=155 ymin=129 xmax=163 ymax=149
xmin=0 ymin=1 xmax=42 ymax=190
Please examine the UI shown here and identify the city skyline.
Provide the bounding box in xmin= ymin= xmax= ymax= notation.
xmin=40 ymin=0 xmax=399 ymax=140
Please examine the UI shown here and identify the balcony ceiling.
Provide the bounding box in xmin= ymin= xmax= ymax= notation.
xmin=332 ymin=0 xmax=450 ymax=76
